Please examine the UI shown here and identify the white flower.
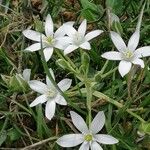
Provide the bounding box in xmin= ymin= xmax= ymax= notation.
xmin=29 ymin=69 xmax=72 ymax=120
xmin=63 ymin=19 xmax=103 ymax=55
xmin=23 ymin=14 xmax=72 ymax=62
xmin=101 ymin=30 xmax=150 ymax=77
xmin=57 ymin=111 xmax=118 ymax=150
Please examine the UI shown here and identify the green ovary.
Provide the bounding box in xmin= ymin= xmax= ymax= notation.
xmin=84 ymin=134 xmax=93 ymax=142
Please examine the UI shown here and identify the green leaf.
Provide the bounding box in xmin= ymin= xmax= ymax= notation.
xmin=80 ymin=0 xmax=102 ymax=21
xmin=7 ymin=128 xmax=21 ymax=141
xmin=0 ymin=130 xmax=7 ymax=146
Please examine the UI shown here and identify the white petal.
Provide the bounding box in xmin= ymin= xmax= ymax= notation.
xmin=29 ymin=80 xmax=48 ymax=94
xmin=135 ymin=46 xmax=150 ymax=58
xmin=95 ymin=134 xmax=119 ymax=145
xmin=101 ymin=51 xmax=122 ymax=60
xmin=80 ymin=42 xmax=91 ymax=50
xmin=65 ymin=26 xmax=77 ymax=37
xmin=45 ymin=100 xmax=56 ymax=120
xmin=70 ymin=111 xmax=89 ymax=134
xmin=79 ymin=141 xmax=90 ymax=150
xmin=54 ymin=94 xmax=67 ymax=105
xmin=57 ymin=79 xmax=72 ymax=92
xmin=91 ymin=142 xmax=103 ymax=150
xmin=23 ymin=29 xmax=46 ymax=42
xmin=110 ymin=31 xmax=127 ymax=52
xmin=78 ymin=19 xmax=87 ymax=36
xmin=29 ymin=94 xmax=47 ymax=107
xmin=85 ymin=30 xmax=103 ymax=41
xmin=45 ymin=14 xmax=53 ymax=36
xmin=90 ymin=111 xmax=105 ymax=134
xmin=128 ymin=30 xmax=140 ymax=51
xmin=57 ymin=134 xmax=84 ymax=147
xmin=54 ymin=22 xmax=74 ymax=38
xmin=118 ymin=60 xmax=132 ymax=77
xmin=132 ymin=58 xmax=144 ymax=68
xmin=46 ymin=68 xmax=55 ymax=87
xmin=64 ymin=45 xmax=78 ymax=55
xmin=43 ymin=47 xmax=53 ymax=62
xmin=55 ymin=37 xmax=72 ymax=50
xmin=22 ymin=69 xmax=31 ymax=82
xmin=25 ymin=43 xmax=41 ymax=52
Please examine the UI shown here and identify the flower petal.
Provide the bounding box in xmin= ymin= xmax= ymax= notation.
xmin=55 ymin=36 xmax=72 ymax=50
xmin=91 ymin=141 xmax=103 ymax=150
xmin=70 ymin=111 xmax=89 ymax=134
xmin=57 ymin=79 xmax=72 ymax=92
xmin=132 ymin=58 xmax=144 ymax=68
xmin=45 ymin=14 xmax=53 ymax=36
xmin=57 ymin=134 xmax=84 ymax=147
xmin=80 ymin=42 xmax=91 ymax=50
xmin=78 ymin=19 xmax=87 ymax=36
xmin=118 ymin=60 xmax=132 ymax=77
xmin=65 ymin=26 xmax=77 ymax=37
xmin=43 ymin=47 xmax=53 ymax=62
xmin=23 ymin=29 xmax=46 ymax=42
xmin=22 ymin=69 xmax=31 ymax=82
xmin=85 ymin=30 xmax=103 ymax=41
xmin=110 ymin=31 xmax=127 ymax=52
xmin=25 ymin=43 xmax=41 ymax=52
xmin=29 ymin=80 xmax=48 ymax=94
xmin=54 ymin=21 xmax=74 ymax=38
xmin=135 ymin=46 xmax=150 ymax=58
xmin=128 ymin=30 xmax=140 ymax=51
xmin=64 ymin=45 xmax=78 ymax=55
xmin=101 ymin=51 xmax=122 ymax=60
xmin=45 ymin=100 xmax=56 ymax=120
xmin=95 ymin=134 xmax=119 ymax=145
xmin=54 ymin=94 xmax=67 ymax=105
xmin=29 ymin=94 xmax=47 ymax=107
xmin=79 ymin=141 xmax=90 ymax=150
xmin=90 ymin=111 xmax=105 ymax=134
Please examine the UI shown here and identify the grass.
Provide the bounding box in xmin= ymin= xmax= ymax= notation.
xmin=0 ymin=0 xmax=150 ymax=149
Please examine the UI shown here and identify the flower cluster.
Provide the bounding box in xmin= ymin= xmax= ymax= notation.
xmin=22 ymin=12 xmax=150 ymax=149
xmin=23 ymin=14 xmax=103 ymax=61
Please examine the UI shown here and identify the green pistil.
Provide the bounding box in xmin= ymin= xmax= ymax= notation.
xmin=84 ymin=134 xmax=93 ymax=142
xmin=46 ymin=37 xmax=53 ymax=44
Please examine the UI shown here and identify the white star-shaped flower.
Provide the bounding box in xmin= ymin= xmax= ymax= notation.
xmin=57 ymin=111 xmax=118 ymax=150
xmin=101 ymin=30 xmax=150 ymax=77
xmin=23 ymin=14 xmax=72 ymax=62
xmin=29 ymin=69 xmax=72 ymax=120
xmin=63 ymin=19 xmax=103 ymax=55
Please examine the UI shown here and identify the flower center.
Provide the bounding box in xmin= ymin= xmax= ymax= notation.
xmin=124 ymin=50 xmax=133 ymax=58
xmin=44 ymin=36 xmax=56 ymax=46
xmin=84 ymin=134 xmax=93 ymax=142
xmin=46 ymin=89 xmax=57 ymax=98
xmin=122 ymin=50 xmax=134 ymax=61
xmin=73 ymin=32 xmax=85 ymax=45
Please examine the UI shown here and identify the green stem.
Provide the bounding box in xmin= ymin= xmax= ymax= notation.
xmin=39 ymin=50 xmax=85 ymax=115
xmin=85 ymin=82 xmax=92 ymax=126
xmin=101 ymin=67 xmax=118 ymax=79
xmin=93 ymin=90 xmax=146 ymax=123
